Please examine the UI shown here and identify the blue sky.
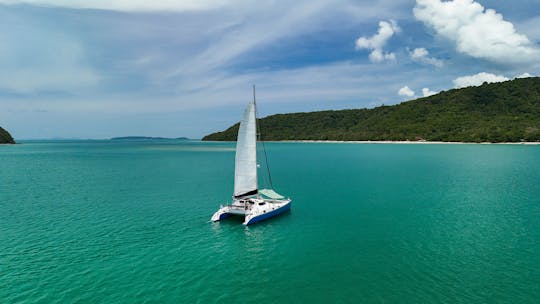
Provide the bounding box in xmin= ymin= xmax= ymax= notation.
xmin=1 ymin=0 xmax=539 ymax=139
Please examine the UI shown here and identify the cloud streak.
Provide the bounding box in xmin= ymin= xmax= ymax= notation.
xmin=164 ymin=1 xmax=336 ymax=81
xmin=0 ymin=0 xmax=235 ymax=11
xmin=0 ymin=12 xmax=99 ymax=93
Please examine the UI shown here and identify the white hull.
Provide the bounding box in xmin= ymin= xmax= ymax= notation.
xmin=211 ymin=198 xmax=291 ymax=225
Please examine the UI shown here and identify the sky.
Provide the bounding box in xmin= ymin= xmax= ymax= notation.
xmin=1 ymin=0 xmax=539 ymax=139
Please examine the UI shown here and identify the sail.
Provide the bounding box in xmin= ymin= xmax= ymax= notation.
xmin=234 ymin=101 xmax=258 ymax=198
xmin=259 ymin=189 xmax=285 ymax=199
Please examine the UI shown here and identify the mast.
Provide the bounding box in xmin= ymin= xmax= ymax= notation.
xmin=253 ymin=85 xmax=274 ymax=190
xmin=253 ymin=84 xmax=256 ymax=108
xmin=253 ymin=85 xmax=261 ymax=143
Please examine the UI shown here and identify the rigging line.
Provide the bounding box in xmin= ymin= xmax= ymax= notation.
xmin=253 ymin=85 xmax=274 ymax=189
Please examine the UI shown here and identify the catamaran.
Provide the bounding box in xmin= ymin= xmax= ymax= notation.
xmin=211 ymin=87 xmax=291 ymax=225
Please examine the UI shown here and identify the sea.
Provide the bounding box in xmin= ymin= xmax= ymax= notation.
xmin=1 ymin=140 xmax=539 ymax=303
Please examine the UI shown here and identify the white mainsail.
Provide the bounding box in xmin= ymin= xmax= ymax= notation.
xmin=234 ymin=101 xmax=258 ymax=198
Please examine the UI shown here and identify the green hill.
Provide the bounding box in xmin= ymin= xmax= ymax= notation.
xmin=0 ymin=127 xmax=15 ymax=144
xmin=203 ymin=77 xmax=540 ymax=143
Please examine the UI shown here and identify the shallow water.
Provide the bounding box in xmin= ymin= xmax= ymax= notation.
xmin=1 ymin=140 xmax=539 ymax=303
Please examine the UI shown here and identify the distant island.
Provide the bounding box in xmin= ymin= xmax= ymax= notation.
xmin=0 ymin=127 xmax=15 ymax=144
xmin=111 ymin=136 xmax=189 ymax=141
xmin=203 ymin=77 xmax=540 ymax=143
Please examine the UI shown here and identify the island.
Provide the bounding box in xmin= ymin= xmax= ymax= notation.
xmin=111 ymin=136 xmax=189 ymax=141
xmin=0 ymin=127 xmax=15 ymax=144
xmin=203 ymin=77 xmax=540 ymax=143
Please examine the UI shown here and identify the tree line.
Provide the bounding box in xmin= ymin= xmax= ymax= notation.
xmin=0 ymin=127 xmax=15 ymax=144
xmin=203 ymin=77 xmax=540 ymax=143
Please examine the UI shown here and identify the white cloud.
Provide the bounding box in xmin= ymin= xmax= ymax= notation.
xmin=398 ymin=86 xmax=415 ymax=97
xmin=355 ymin=20 xmax=400 ymax=63
xmin=453 ymin=72 xmax=537 ymax=89
xmin=409 ymin=47 xmax=443 ymax=67
xmin=516 ymin=72 xmax=532 ymax=78
xmin=453 ymin=72 xmax=509 ymax=88
xmin=422 ymin=88 xmax=437 ymax=97
xmin=368 ymin=49 xmax=396 ymax=62
xmin=0 ymin=0 xmax=454 ymax=139
xmin=414 ymin=0 xmax=540 ymax=65
xmin=410 ymin=47 xmax=428 ymax=59
xmin=0 ymin=0 xmax=233 ymax=11
xmin=397 ymin=86 xmax=437 ymax=98
xmin=0 ymin=0 xmax=414 ymax=99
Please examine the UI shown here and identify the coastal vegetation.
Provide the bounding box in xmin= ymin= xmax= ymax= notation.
xmin=111 ymin=136 xmax=189 ymax=141
xmin=203 ymin=77 xmax=540 ymax=143
xmin=0 ymin=127 xmax=15 ymax=144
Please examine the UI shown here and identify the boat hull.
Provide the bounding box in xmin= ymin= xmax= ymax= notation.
xmin=244 ymin=200 xmax=291 ymax=225
xmin=211 ymin=199 xmax=291 ymax=225
xmin=211 ymin=205 xmax=245 ymax=222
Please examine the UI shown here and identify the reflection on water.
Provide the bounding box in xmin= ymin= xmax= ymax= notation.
xmin=145 ymin=145 xmax=235 ymax=152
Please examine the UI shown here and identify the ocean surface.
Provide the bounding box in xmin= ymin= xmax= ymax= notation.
xmin=1 ymin=140 xmax=539 ymax=303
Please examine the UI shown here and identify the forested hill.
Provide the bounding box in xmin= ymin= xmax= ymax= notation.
xmin=203 ymin=77 xmax=540 ymax=143
xmin=0 ymin=127 xmax=15 ymax=144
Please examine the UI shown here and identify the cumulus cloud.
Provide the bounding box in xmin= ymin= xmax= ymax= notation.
xmin=398 ymin=86 xmax=415 ymax=97
xmin=453 ymin=72 xmax=537 ymax=88
xmin=453 ymin=72 xmax=509 ymax=88
xmin=355 ymin=20 xmax=400 ymax=63
xmin=0 ymin=0 xmax=233 ymax=11
xmin=397 ymin=86 xmax=437 ymax=98
xmin=422 ymin=88 xmax=437 ymax=97
xmin=414 ymin=0 xmax=540 ymax=65
xmin=409 ymin=47 xmax=443 ymax=67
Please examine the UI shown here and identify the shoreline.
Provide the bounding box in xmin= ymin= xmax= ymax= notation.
xmin=5 ymin=140 xmax=540 ymax=145
xmin=277 ymin=140 xmax=540 ymax=145
xmin=204 ymin=140 xmax=540 ymax=145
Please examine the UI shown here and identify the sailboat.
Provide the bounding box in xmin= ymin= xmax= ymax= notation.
xmin=211 ymin=86 xmax=291 ymax=225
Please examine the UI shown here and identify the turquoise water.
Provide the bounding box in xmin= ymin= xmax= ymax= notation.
xmin=1 ymin=141 xmax=540 ymax=303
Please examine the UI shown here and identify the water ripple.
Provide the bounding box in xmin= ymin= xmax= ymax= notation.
xmin=1 ymin=142 xmax=540 ymax=302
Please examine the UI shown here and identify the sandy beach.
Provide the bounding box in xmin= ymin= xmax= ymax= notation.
xmin=276 ymin=140 xmax=540 ymax=145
